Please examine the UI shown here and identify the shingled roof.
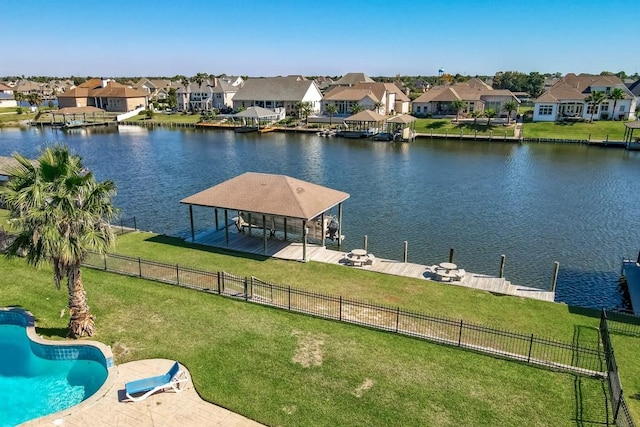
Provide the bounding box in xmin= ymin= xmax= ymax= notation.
xmin=180 ymin=172 xmax=349 ymax=220
xmin=233 ymin=77 xmax=319 ymax=102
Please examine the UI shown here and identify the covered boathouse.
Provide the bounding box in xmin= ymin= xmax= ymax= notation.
xmin=180 ymin=172 xmax=350 ymax=261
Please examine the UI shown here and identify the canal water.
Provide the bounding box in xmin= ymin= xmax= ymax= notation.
xmin=2 ymin=125 xmax=639 ymax=310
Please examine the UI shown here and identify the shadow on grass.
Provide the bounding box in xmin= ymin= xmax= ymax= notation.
xmin=424 ymin=120 xmax=448 ymax=130
xmin=35 ymin=326 xmax=69 ymax=339
xmin=453 ymin=122 xmax=504 ymax=132
xmin=573 ymin=376 xmax=611 ymax=426
xmin=145 ymin=234 xmax=270 ymax=262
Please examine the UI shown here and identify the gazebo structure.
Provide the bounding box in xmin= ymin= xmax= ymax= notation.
xmin=386 ymin=114 xmax=417 ymax=141
xmin=51 ymin=106 xmax=106 ymax=125
xmin=180 ymin=172 xmax=350 ymax=261
xmin=623 ymin=121 xmax=640 ymax=145
xmin=341 ymin=110 xmax=387 ymax=137
xmin=233 ymin=106 xmax=285 ymax=129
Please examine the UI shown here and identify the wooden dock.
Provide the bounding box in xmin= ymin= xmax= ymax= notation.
xmin=622 ymin=259 xmax=640 ymax=315
xmin=192 ymin=227 xmax=555 ymax=302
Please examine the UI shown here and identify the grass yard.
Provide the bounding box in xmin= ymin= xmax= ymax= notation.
xmin=0 ymin=111 xmax=37 ymax=126
xmin=522 ymin=120 xmax=628 ymax=141
xmin=124 ymin=112 xmax=202 ymax=124
xmin=611 ymin=334 xmax=640 ymax=421
xmin=414 ymin=118 xmax=515 ymax=137
xmin=0 ymin=256 xmax=611 ymax=426
xmin=111 ymin=232 xmax=603 ymax=345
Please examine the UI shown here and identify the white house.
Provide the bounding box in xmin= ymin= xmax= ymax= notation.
xmin=533 ymin=74 xmax=637 ymax=122
xmin=322 ymin=82 xmax=410 ymax=116
xmin=177 ymin=76 xmax=243 ymax=111
xmin=0 ymin=83 xmax=17 ymax=108
xmin=232 ymin=76 xmax=322 ymax=116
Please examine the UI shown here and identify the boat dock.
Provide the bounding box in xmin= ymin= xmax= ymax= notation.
xmin=621 ymin=258 xmax=640 ymax=314
xmin=191 ymin=227 xmax=555 ymax=303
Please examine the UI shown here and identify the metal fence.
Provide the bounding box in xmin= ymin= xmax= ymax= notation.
xmin=82 ymin=250 xmax=604 ymax=376
xmin=601 ymin=310 xmax=636 ymax=427
xmin=112 ymin=216 xmax=138 ymax=235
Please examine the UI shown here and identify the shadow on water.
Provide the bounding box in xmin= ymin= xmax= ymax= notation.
xmin=556 ymin=267 xmax=627 ymax=311
xmin=572 ymin=375 xmax=611 ymax=426
xmin=145 ymin=234 xmax=271 ymax=262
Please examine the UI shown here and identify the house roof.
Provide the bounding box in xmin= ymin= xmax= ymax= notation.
xmin=535 ymin=73 xmax=634 ymax=103
xmin=345 ymin=110 xmax=386 ymax=122
xmin=58 ymin=79 xmax=147 ymax=99
xmin=0 ymin=83 xmax=13 ymax=92
xmin=323 ymin=87 xmax=379 ymax=102
xmin=413 ymin=83 xmax=517 ymax=104
xmin=333 ymin=72 xmax=374 ymax=86
xmin=387 ymin=114 xmax=417 ymax=124
xmin=180 ymin=172 xmax=350 ymax=220
xmin=233 ymin=77 xmax=318 ymax=102
xmin=234 ymin=106 xmax=280 ymax=118
xmin=55 ymin=106 xmax=105 ymax=114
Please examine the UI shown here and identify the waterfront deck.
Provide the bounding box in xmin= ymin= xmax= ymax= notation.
xmin=193 ymin=228 xmax=555 ymax=302
xmin=622 ymin=259 xmax=640 ymax=315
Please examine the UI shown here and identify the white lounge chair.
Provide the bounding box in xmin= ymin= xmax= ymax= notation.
xmin=125 ymin=361 xmax=189 ymax=402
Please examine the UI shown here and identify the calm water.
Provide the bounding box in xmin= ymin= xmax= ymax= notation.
xmin=0 ymin=325 xmax=107 ymax=426
xmin=2 ymin=125 xmax=640 ymax=309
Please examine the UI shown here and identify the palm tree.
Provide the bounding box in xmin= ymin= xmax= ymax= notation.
xmin=13 ymin=91 xmax=25 ymax=107
xmin=502 ymin=100 xmax=519 ymax=123
xmin=584 ymin=90 xmax=606 ymax=123
xmin=26 ymin=93 xmax=43 ymax=109
xmin=450 ymin=99 xmax=466 ymax=122
xmin=373 ymin=101 xmax=384 ymax=115
xmin=325 ymin=104 xmax=337 ymax=127
xmin=470 ymin=110 xmax=482 ymax=125
xmin=296 ymin=101 xmax=313 ymax=126
xmin=608 ymin=88 xmax=625 ymax=120
xmin=0 ymin=145 xmax=118 ymax=338
xmin=483 ymin=108 xmax=497 ymax=126
xmin=349 ymin=103 xmax=363 ymax=115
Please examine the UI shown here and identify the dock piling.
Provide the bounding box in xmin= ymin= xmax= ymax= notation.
xmin=449 ymin=248 xmax=455 ymax=263
xmin=551 ymin=261 xmax=560 ymax=292
xmin=363 ymin=235 xmax=368 ymax=252
xmin=403 ymin=241 xmax=408 ymax=263
xmin=499 ymin=254 xmax=506 ymax=278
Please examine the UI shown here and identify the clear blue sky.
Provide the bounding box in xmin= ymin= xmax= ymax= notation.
xmin=3 ymin=0 xmax=636 ymax=78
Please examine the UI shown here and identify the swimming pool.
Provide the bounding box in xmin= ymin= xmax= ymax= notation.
xmin=0 ymin=308 xmax=113 ymax=427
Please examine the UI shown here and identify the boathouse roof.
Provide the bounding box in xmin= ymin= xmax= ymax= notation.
xmin=180 ymin=172 xmax=349 ymax=220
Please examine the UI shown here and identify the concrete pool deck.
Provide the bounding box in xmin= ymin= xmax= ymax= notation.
xmin=24 ymin=358 xmax=264 ymax=427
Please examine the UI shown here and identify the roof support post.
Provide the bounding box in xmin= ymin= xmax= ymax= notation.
xmin=284 ymin=217 xmax=288 ymax=241
xmin=321 ymin=213 xmax=326 ymax=248
xmin=263 ymin=214 xmax=267 ymax=255
xmin=302 ymin=219 xmax=308 ymax=262
xmin=214 ymin=208 xmax=219 ymax=230
xmin=338 ymin=203 xmax=343 ymax=250
xmin=189 ymin=205 xmax=195 ymax=242
xmin=224 ymin=209 xmax=229 ymax=246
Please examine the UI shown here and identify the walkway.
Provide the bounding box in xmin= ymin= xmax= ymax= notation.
xmin=194 ymin=228 xmax=555 ymax=302
xmin=25 ymin=359 xmax=264 ymax=427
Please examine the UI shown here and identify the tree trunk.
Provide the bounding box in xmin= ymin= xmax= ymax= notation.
xmin=67 ymin=265 xmax=95 ymax=338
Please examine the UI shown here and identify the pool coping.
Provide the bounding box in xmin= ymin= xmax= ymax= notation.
xmin=0 ymin=307 xmax=118 ymax=425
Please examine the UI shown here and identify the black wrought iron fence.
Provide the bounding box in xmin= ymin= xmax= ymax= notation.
xmin=601 ymin=309 xmax=636 ymax=427
xmin=83 ymin=250 xmax=604 ymax=376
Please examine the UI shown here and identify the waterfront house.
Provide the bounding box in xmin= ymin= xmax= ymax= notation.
xmin=57 ymin=78 xmax=148 ymax=112
xmin=132 ymin=78 xmax=175 ymax=101
xmin=0 ymin=83 xmax=16 ymax=108
xmin=232 ymin=76 xmax=322 ymax=116
xmin=177 ymin=76 xmax=243 ymax=111
xmin=322 ymin=82 xmax=410 ymax=116
xmin=533 ymin=73 xmax=637 ymax=122
xmin=412 ymin=79 xmax=519 ymax=119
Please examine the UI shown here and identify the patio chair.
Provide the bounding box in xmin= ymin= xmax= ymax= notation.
xmin=125 ymin=361 xmax=189 ymax=402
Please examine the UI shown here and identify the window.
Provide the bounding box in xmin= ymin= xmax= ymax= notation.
xmin=538 ymin=105 xmax=553 ymax=115
xmin=601 ymin=103 xmax=609 ymax=112
xmin=620 ymin=105 xmax=625 ymax=112
xmin=586 ymin=104 xmax=598 ymax=114
xmin=468 ymin=102 xmax=475 ymax=112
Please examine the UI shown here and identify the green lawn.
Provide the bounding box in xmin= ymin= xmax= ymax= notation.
xmin=124 ymin=112 xmax=202 ymax=124
xmin=414 ymin=118 xmax=515 ymax=137
xmin=522 ymin=120 xmax=628 ymax=141
xmin=0 ymin=255 xmax=611 ymax=426
xmin=611 ymin=334 xmax=640 ymax=421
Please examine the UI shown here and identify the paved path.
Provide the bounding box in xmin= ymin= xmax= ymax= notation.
xmin=25 ymin=359 xmax=264 ymax=427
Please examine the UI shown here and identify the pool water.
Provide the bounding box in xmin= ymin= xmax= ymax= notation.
xmin=0 ymin=325 xmax=108 ymax=427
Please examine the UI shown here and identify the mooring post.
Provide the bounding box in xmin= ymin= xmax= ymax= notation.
xmin=551 ymin=261 xmax=560 ymax=292
xmin=636 ymin=250 xmax=640 ymax=264
xmin=363 ymin=235 xmax=368 ymax=252
xmin=449 ymin=248 xmax=455 ymax=263
xmin=499 ymin=254 xmax=506 ymax=278
xmin=403 ymin=240 xmax=408 ymax=263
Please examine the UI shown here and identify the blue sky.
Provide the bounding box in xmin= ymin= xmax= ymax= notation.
xmin=3 ymin=0 xmax=636 ymax=78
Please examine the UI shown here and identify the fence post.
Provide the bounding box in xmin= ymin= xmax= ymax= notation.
xmin=403 ymin=241 xmax=408 ymax=263
xmin=527 ymin=334 xmax=534 ymax=363
xmin=138 ymin=258 xmax=142 ymax=277
xmin=458 ymin=320 xmax=463 ymax=346
xmin=551 ymin=261 xmax=559 ymax=292
xmin=176 ymin=265 xmax=179 ymax=285
xmin=395 ymin=307 xmax=400 ymax=332
xmin=449 ymin=248 xmax=455 ymax=263
xmin=244 ymin=277 xmax=248 ymax=301
xmin=363 ymin=235 xmax=368 ymax=252
xmin=217 ymin=272 xmax=221 ymax=294
xmin=103 ymin=254 xmax=107 ymax=271
xmin=499 ymin=254 xmax=505 ymax=278
xmin=133 ymin=216 xmax=137 ymax=231
xmin=288 ymin=286 xmax=291 ymax=310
